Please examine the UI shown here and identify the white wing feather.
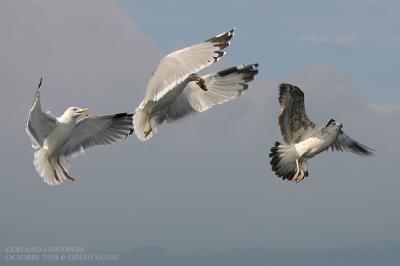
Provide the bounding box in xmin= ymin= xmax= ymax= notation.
xmin=26 ymin=78 xmax=57 ymax=149
xmin=156 ymin=64 xmax=258 ymax=123
xmin=141 ymin=29 xmax=235 ymax=107
xmin=56 ymin=113 xmax=133 ymax=157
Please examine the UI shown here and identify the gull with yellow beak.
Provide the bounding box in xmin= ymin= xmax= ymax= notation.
xmin=26 ymin=78 xmax=133 ymax=186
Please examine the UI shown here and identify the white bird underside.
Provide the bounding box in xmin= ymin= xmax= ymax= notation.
xmin=26 ymin=79 xmax=133 ymax=186
xmin=269 ymin=83 xmax=373 ymax=183
xmin=133 ymin=28 xmax=259 ymax=141
xmin=155 ymin=63 xmax=259 ymax=124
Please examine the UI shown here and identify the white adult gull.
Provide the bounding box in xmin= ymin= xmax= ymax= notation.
xmin=26 ymin=78 xmax=133 ymax=186
xmin=133 ymin=28 xmax=259 ymax=141
xmin=269 ymin=83 xmax=373 ymax=183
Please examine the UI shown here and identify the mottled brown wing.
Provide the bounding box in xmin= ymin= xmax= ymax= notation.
xmin=278 ymin=83 xmax=316 ymax=144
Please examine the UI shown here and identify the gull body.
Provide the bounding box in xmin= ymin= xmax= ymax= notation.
xmin=43 ymin=108 xmax=86 ymax=154
xmin=269 ymin=84 xmax=373 ymax=183
xmin=294 ymin=124 xmax=341 ymax=159
xmin=139 ymin=75 xmax=194 ymax=117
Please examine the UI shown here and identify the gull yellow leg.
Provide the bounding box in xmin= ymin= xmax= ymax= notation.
xmin=143 ymin=112 xmax=153 ymax=138
xmin=57 ymin=158 xmax=75 ymax=181
xmin=293 ymin=159 xmax=306 ymax=183
xmin=48 ymin=156 xmax=60 ymax=183
xmin=292 ymin=159 xmax=300 ymax=182
xmin=295 ymin=170 xmax=305 ymax=183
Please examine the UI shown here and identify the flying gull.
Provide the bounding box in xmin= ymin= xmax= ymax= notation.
xmin=133 ymin=28 xmax=259 ymax=141
xmin=26 ymin=78 xmax=133 ymax=186
xmin=269 ymin=83 xmax=373 ymax=183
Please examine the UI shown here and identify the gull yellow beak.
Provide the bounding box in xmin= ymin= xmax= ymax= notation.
xmin=77 ymin=108 xmax=90 ymax=116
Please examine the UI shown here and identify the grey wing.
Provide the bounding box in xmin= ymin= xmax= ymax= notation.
xmin=278 ymin=83 xmax=316 ymax=144
xmin=330 ymin=131 xmax=374 ymax=156
xmin=26 ymin=78 xmax=57 ymax=149
xmin=156 ymin=63 xmax=258 ymax=124
xmin=142 ymin=29 xmax=234 ymax=105
xmin=56 ymin=113 xmax=133 ymax=157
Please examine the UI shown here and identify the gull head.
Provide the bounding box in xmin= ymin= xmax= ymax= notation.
xmin=187 ymin=73 xmax=208 ymax=91
xmin=325 ymin=119 xmax=343 ymax=130
xmin=323 ymin=119 xmax=343 ymax=135
xmin=63 ymin=107 xmax=90 ymax=119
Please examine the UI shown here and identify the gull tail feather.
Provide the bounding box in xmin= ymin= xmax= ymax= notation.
xmin=33 ymin=149 xmax=61 ymax=186
xmin=133 ymin=108 xmax=157 ymax=141
xmin=269 ymin=142 xmax=306 ymax=181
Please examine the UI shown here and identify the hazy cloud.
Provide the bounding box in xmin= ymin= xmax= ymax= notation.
xmin=371 ymin=103 xmax=400 ymax=114
xmin=300 ymin=33 xmax=362 ymax=44
xmin=382 ymin=35 xmax=400 ymax=44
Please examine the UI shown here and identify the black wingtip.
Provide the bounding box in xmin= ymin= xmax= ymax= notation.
xmin=38 ymin=77 xmax=42 ymax=89
xmin=217 ymin=63 xmax=259 ymax=81
xmin=354 ymin=143 xmax=375 ymax=156
xmin=124 ymin=128 xmax=134 ymax=139
xmin=112 ymin=112 xmax=134 ymax=138
xmin=207 ymin=28 xmax=235 ymax=44
xmin=113 ymin=112 xmax=134 ymax=119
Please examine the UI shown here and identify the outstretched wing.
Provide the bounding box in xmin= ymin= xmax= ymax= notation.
xmin=330 ymin=131 xmax=373 ymax=156
xmin=278 ymin=83 xmax=316 ymax=144
xmin=26 ymin=78 xmax=57 ymax=149
xmin=156 ymin=63 xmax=258 ymax=124
xmin=141 ymin=29 xmax=234 ymax=106
xmin=56 ymin=113 xmax=133 ymax=157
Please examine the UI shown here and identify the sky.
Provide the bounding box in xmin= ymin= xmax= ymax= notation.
xmin=0 ymin=0 xmax=399 ymax=254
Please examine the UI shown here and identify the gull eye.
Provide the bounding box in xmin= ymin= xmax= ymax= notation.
xmin=72 ymin=108 xmax=78 ymax=111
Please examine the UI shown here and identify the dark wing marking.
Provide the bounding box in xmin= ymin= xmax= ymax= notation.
xmin=278 ymin=83 xmax=316 ymax=144
xmin=330 ymin=131 xmax=374 ymax=156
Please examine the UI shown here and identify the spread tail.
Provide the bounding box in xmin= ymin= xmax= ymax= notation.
xmin=269 ymin=142 xmax=308 ymax=181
